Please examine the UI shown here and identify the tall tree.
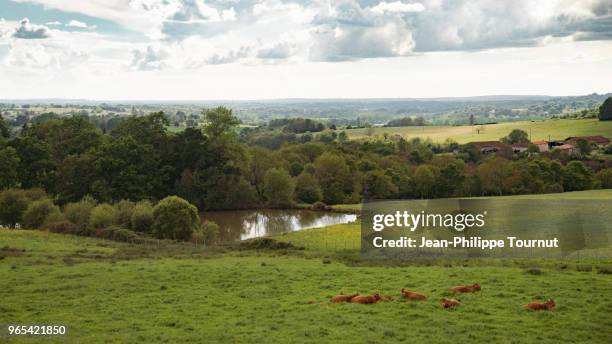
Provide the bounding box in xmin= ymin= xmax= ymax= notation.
xmin=599 ymin=97 xmax=612 ymax=121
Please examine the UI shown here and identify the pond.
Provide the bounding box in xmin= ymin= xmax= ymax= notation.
xmin=201 ymin=209 xmax=357 ymax=242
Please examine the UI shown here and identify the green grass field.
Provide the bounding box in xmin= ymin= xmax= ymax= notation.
xmin=1 ymin=189 xmax=611 ymax=343
xmin=346 ymin=118 xmax=612 ymax=143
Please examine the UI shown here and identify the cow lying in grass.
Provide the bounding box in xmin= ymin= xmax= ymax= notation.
xmin=400 ymin=288 xmax=427 ymax=300
xmin=349 ymin=294 xmax=382 ymax=304
xmin=449 ymin=283 xmax=481 ymax=293
xmin=440 ymin=298 xmax=461 ymax=308
xmin=525 ymin=299 xmax=555 ymax=311
xmin=330 ymin=294 xmax=359 ymax=303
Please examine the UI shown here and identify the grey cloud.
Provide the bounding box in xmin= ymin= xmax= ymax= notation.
xmin=309 ymin=0 xmax=612 ymax=61
xmin=130 ymin=45 xmax=169 ymax=70
xmin=206 ymin=46 xmax=251 ymax=64
xmin=13 ymin=18 xmax=51 ymax=39
xmin=257 ymin=41 xmax=294 ymax=59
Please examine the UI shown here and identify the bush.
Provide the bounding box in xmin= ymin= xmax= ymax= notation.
xmin=152 ymin=196 xmax=200 ymax=240
xmin=114 ymin=200 xmax=135 ymax=228
xmin=46 ymin=221 xmax=80 ymax=235
xmin=63 ymin=196 xmax=96 ymax=230
xmin=595 ymin=169 xmax=612 ymax=189
xmin=294 ymin=172 xmax=322 ymax=203
xmin=22 ymin=199 xmax=62 ymax=229
xmin=311 ymin=201 xmax=330 ymax=211
xmin=263 ymin=168 xmax=295 ymax=208
xmin=0 ymin=189 xmax=30 ymax=226
xmin=89 ymin=203 xmax=117 ymax=229
xmin=192 ymin=220 xmax=219 ymax=245
xmin=96 ymin=226 xmax=141 ymax=243
xmin=131 ymin=201 xmax=154 ymax=232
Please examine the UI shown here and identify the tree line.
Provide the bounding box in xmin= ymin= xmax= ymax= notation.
xmin=0 ymin=107 xmax=611 ymax=212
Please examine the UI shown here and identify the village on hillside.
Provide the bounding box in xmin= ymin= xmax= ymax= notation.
xmin=468 ymin=135 xmax=611 ymax=157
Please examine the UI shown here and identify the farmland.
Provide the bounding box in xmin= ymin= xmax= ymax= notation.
xmin=345 ymin=118 xmax=612 ymax=143
xmin=1 ymin=190 xmax=611 ymax=343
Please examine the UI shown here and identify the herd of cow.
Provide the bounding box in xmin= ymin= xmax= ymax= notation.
xmin=329 ymin=283 xmax=556 ymax=311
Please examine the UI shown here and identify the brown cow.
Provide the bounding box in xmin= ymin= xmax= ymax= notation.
xmin=350 ymin=294 xmax=382 ymax=304
xmin=449 ymin=283 xmax=481 ymax=293
xmin=440 ymin=298 xmax=461 ymax=308
xmin=525 ymin=299 xmax=555 ymax=311
xmin=330 ymin=294 xmax=359 ymax=303
xmin=400 ymin=288 xmax=427 ymax=300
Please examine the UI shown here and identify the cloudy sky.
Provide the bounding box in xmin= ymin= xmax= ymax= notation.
xmin=0 ymin=0 xmax=611 ymax=100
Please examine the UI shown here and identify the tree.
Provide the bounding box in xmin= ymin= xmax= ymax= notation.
xmin=314 ymin=152 xmax=354 ymax=204
xmin=599 ymin=97 xmax=612 ymax=121
xmin=0 ymin=114 xmax=10 ymax=139
xmin=131 ymin=201 xmax=154 ymax=232
xmin=203 ymin=107 xmax=240 ymax=139
xmin=263 ymin=168 xmax=295 ymax=208
xmin=294 ymin=172 xmax=322 ymax=203
xmin=63 ymin=196 xmax=96 ymax=230
xmin=362 ymin=170 xmax=398 ymax=199
xmin=89 ymin=203 xmax=117 ymax=229
xmin=414 ymin=165 xmax=435 ymax=198
xmin=0 ymin=189 xmax=30 ymax=226
xmin=478 ymin=158 xmax=512 ymax=195
xmin=22 ymin=198 xmax=62 ymax=229
xmin=502 ymin=129 xmax=529 ymax=144
xmin=0 ymin=146 xmax=20 ymax=190
xmin=575 ymin=138 xmax=591 ymax=156
xmin=153 ymin=196 xmax=200 ymax=240
xmin=563 ymin=161 xmax=593 ymax=191
xmin=595 ymin=169 xmax=612 ymax=189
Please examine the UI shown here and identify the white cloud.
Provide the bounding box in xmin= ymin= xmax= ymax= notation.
xmin=130 ymin=45 xmax=170 ymax=70
xmin=45 ymin=21 xmax=62 ymax=26
xmin=66 ymin=20 xmax=96 ymax=29
xmin=370 ymin=1 xmax=425 ymax=14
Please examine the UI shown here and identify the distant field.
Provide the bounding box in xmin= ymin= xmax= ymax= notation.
xmin=346 ymin=118 xmax=612 ymax=143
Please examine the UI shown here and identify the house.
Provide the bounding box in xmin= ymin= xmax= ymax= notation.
xmin=532 ymin=140 xmax=549 ymax=152
xmin=555 ymin=144 xmax=576 ymax=155
xmin=564 ymin=136 xmax=610 ymax=148
xmin=468 ymin=141 xmax=512 ymax=156
xmin=510 ymin=143 xmax=529 ymax=154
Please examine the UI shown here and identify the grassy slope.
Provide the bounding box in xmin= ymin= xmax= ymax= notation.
xmin=345 ymin=118 xmax=612 ymax=143
xmin=2 ymin=189 xmax=611 ymax=343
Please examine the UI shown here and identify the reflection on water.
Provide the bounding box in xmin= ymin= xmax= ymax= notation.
xmin=201 ymin=209 xmax=357 ymax=241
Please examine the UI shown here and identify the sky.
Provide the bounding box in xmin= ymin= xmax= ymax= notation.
xmin=0 ymin=0 xmax=611 ymax=100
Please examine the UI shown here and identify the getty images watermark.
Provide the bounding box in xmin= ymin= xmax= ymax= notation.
xmin=361 ymin=198 xmax=611 ymax=260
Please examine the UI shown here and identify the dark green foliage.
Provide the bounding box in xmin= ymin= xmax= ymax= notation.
xmin=63 ymin=196 xmax=96 ymax=230
xmin=153 ymin=196 xmax=200 ymax=240
xmin=385 ymin=117 xmax=426 ymax=127
xmin=0 ymin=114 xmax=10 ymax=139
xmin=362 ymin=170 xmax=397 ymax=199
xmin=22 ymin=198 xmax=62 ymax=229
xmin=0 ymin=146 xmax=20 ymax=190
xmin=239 ymin=237 xmax=302 ymax=250
xmin=193 ymin=220 xmax=219 ymax=245
xmin=131 ymin=201 xmax=154 ymax=232
xmin=0 ymin=189 xmax=31 ymax=226
xmin=598 ymin=97 xmax=612 ymax=121
xmin=89 ymin=204 xmax=117 ymax=229
xmin=114 ymin=200 xmax=135 ymax=228
xmin=501 ymin=129 xmax=530 ymax=144
xmin=269 ymin=118 xmax=325 ymax=133
xmin=563 ymin=161 xmax=593 ymax=191
xmin=595 ymin=169 xmax=612 ymax=189
xmin=263 ymin=168 xmax=295 ymax=207
xmin=294 ymin=172 xmax=322 ymax=203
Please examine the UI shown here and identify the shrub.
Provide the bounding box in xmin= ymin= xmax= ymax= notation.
xmin=311 ymin=201 xmax=329 ymax=211
xmin=131 ymin=201 xmax=154 ymax=232
xmin=89 ymin=203 xmax=117 ymax=229
xmin=595 ymin=169 xmax=612 ymax=189
xmin=97 ymin=226 xmax=141 ymax=243
xmin=192 ymin=220 xmax=219 ymax=245
xmin=114 ymin=200 xmax=136 ymax=228
xmin=0 ymin=189 xmax=30 ymax=226
xmin=22 ymin=199 xmax=62 ymax=229
xmin=46 ymin=221 xmax=80 ymax=235
xmin=23 ymin=188 xmax=48 ymax=202
xmin=63 ymin=196 xmax=96 ymax=230
xmin=152 ymin=196 xmax=200 ymax=240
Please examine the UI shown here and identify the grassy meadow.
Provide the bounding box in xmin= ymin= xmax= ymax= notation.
xmin=1 ymin=190 xmax=611 ymax=343
xmin=345 ymin=118 xmax=612 ymax=143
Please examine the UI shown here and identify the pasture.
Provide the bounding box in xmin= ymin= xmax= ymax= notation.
xmin=1 ymin=189 xmax=611 ymax=343
xmin=345 ymin=118 xmax=612 ymax=143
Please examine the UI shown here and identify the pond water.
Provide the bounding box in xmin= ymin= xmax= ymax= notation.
xmin=201 ymin=209 xmax=357 ymax=242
